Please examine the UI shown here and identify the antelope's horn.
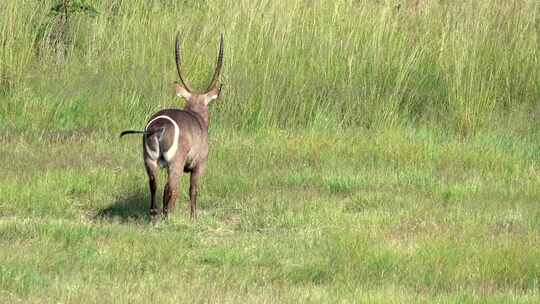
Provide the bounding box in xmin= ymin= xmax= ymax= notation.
xmin=207 ymin=33 xmax=224 ymax=92
xmin=175 ymin=33 xmax=193 ymax=92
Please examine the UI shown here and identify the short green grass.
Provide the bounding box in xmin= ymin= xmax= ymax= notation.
xmin=1 ymin=0 xmax=540 ymax=302
xmin=1 ymin=128 xmax=539 ymax=303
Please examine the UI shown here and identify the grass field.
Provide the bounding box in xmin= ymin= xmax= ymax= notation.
xmin=1 ymin=0 xmax=540 ymax=303
xmin=1 ymin=128 xmax=540 ymax=302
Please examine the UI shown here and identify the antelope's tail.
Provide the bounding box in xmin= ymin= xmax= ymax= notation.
xmin=119 ymin=130 xmax=147 ymax=138
xmin=120 ymin=127 xmax=165 ymax=138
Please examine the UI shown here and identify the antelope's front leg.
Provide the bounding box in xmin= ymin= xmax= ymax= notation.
xmin=189 ymin=164 xmax=206 ymax=219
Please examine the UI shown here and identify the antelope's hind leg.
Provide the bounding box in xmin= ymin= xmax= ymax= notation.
xmin=163 ymin=162 xmax=183 ymax=218
xmin=144 ymin=158 xmax=159 ymax=220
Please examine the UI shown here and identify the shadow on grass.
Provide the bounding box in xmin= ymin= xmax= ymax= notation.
xmin=95 ymin=191 xmax=150 ymax=223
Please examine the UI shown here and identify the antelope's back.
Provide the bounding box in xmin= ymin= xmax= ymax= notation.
xmin=148 ymin=109 xmax=208 ymax=156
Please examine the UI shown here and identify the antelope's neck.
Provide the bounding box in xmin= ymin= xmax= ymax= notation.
xmin=185 ymin=105 xmax=210 ymax=129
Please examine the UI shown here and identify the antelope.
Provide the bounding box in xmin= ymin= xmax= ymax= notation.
xmin=120 ymin=33 xmax=224 ymax=220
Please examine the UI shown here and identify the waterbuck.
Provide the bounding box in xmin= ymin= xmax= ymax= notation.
xmin=121 ymin=33 xmax=224 ymax=220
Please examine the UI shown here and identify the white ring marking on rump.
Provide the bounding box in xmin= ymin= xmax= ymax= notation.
xmin=145 ymin=115 xmax=180 ymax=162
xmin=145 ymin=136 xmax=160 ymax=160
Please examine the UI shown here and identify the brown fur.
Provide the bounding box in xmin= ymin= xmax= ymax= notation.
xmin=141 ymin=33 xmax=223 ymax=221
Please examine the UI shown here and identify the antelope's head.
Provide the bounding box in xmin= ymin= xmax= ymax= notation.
xmin=174 ymin=33 xmax=224 ymax=114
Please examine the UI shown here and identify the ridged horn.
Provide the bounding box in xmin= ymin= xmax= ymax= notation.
xmin=206 ymin=33 xmax=224 ymax=92
xmin=175 ymin=33 xmax=193 ymax=93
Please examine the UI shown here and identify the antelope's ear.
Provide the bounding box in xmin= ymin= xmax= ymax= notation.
xmin=175 ymin=83 xmax=191 ymax=100
xmin=203 ymin=83 xmax=222 ymax=105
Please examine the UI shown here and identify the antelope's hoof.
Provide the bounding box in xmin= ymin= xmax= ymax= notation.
xmin=149 ymin=209 xmax=159 ymax=222
xmin=161 ymin=211 xmax=170 ymax=220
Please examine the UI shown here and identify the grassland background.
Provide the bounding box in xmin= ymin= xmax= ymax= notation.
xmin=1 ymin=0 xmax=539 ymax=303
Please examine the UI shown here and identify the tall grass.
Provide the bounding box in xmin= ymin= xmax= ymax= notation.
xmin=0 ymin=0 xmax=538 ymax=134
